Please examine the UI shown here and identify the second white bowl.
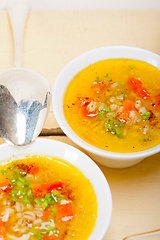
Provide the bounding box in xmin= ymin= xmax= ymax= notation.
xmin=0 ymin=138 xmax=112 ymax=240
xmin=52 ymin=46 xmax=160 ymax=168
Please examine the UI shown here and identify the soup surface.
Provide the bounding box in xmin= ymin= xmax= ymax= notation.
xmin=64 ymin=59 xmax=160 ymax=153
xmin=0 ymin=155 xmax=97 ymax=240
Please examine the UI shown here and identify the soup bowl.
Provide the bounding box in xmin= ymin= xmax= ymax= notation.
xmin=0 ymin=138 xmax=112 ymax=240
xmin=52 ymin=46 xmax=160 ymax=168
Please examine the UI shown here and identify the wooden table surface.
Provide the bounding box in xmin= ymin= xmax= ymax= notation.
xmin=0 ymin=9 xmax=160 ymax=240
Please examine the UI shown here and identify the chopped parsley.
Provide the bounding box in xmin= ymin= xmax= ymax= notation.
xmin=142 ymin=111 xmax=150 ymax=120
xmin=105 ymin=117 xmax=125 ymax=139
xmin=95 ymin=76 xmax=100 ymax=82
xmin=1 ymin=169 xmax=7 ymax=175
xmin=129 ymin=64 xmax=134 ymax=68
xmin=98 ymin=112 xmax=105 ymax=119
xmin=115 ymin=89 xmax=121 ymax=95
xmin=103 ymin=107 xmax=110 ymax=112
xmin=119 ymin=81 xmax=125 ymax=86
xmin=116 ymin=101 xmax=123 ymax=106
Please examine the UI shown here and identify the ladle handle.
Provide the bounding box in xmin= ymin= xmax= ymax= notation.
xmin=6 ymin=0 xmax=31 ymax=67
xmin=124 ymin=229 xmax=160 ymax=240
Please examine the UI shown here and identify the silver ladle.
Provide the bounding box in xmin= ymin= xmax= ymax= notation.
xmin=0 ymin=0 xmax=51 ymax=146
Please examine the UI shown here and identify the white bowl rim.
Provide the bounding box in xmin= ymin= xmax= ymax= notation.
xmin=0 ymin=138 xmax=112 ymax=240
xmin=52 ymin=45 xmax=160 ymax=161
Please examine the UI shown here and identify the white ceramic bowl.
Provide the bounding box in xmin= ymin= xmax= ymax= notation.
xmin=52 ymin=46 xmax=160 ymax=168
xmin=0 ymin=138 xmax=112 ymax=240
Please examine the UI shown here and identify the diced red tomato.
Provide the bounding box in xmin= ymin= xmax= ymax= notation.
xmin=0 ymin=219 xmax=5 ymax=240
xmin=127 ymin=77 xmax=150 ymax=99
xmin=57 ymin=202 xmax=74 ymax=221
xmin=32 ymin=182 xmax=69 ymax=198
xmin=32 ymin=185 xmax=46 ymax=198
xmin=91 ymin=82 xmax=106 ymax=93
xmin=0 ymin=181 xmax=11 ymax=193
xmin=78 ymin=97 xmax=98 ymax=118
xmin=41 ymin=209 xmax=51 ymax=221
xmin=43 ymin=236 xmax=57 ymax=240
xmin=119 ymin=100 xmax=135 ymax=122
xmin=46 ymin=182 xmax=68 ymax=192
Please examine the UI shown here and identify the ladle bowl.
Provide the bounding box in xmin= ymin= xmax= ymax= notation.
xmin=0 ymin=0 xmax=51 ymax=146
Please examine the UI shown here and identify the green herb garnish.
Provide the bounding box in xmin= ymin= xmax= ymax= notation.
xmin=19 ymin=189 xmax=27 ymax=197
xmin=142 ymin=111 xmax=150 ymax=120
xmin=51 ymin=190 xmax=62 ymax=202
xmin=1 ymin=169 xmax=7 ymax=175
xmin=119 ymin=81 xmax=125 ymax=86
xmin=41 ymin=232 xmax=48 ymax=235
xmin=10 ymin=171 xmax=19 ymax=183
xmin=46 ymin=225 xmax=54 ymax=231
xmin=36 ymin=235 xmax=43 ymax=240
xmin=106 ymin=94 xmax=110 ymax=100
xmin=29 ymin=229 xmax=37 ymax=235
xmin=118 ymin=134 xmax=125 ymax=139
xmin=103 ymin=107 xmax=110 ymax=112
xmin=116 ymin=101 xmax=123 ymax=106
xmin=11 ymin=190 xmax=19 ymax=197
xmin=95 ymin=76 xmax=100 ymax=82
xmin=116 ymin=128 xmax=121 ymax=135
xmin=41 ymin=200 xmax=49 ymax=210
xmin=19 ymin=169 xmax=26 ymax=176
xmin=148 ymin=135 xmax=153 ymax=141
xmin=124 ymin=89 xmax=129 ymax=93
xmin=115 ymin=89 xmax=120 ymax=95
xmin=105 ymin=117 xmax=124 ymax=138
xmin=129 ymin=64 xmax=134 ymax=68
xmin=11 ymin=196 xmax=18 ymax=202
xmin=22 ymin=199 xmax=30 ymax=204
xmin=119 ymin=122 xmax=124 ymax=128
xmin=98 ymin=112 xmax=105 ymax=119
xmin=51 ymin=207 xmax=57 ymax=214
xmin=105 ymin=118 xmax=118 ymax=134
xmin=34 ymin=198 xmax=41 ymax=205
xmin=138 ymin=139 xmax=147 ymax=143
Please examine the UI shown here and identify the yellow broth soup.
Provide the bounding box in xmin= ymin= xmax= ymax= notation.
xmin=63 ymin=59 xmax=160 ymax=153
xmin=0 ymin=155 xmax=97 ymax=240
